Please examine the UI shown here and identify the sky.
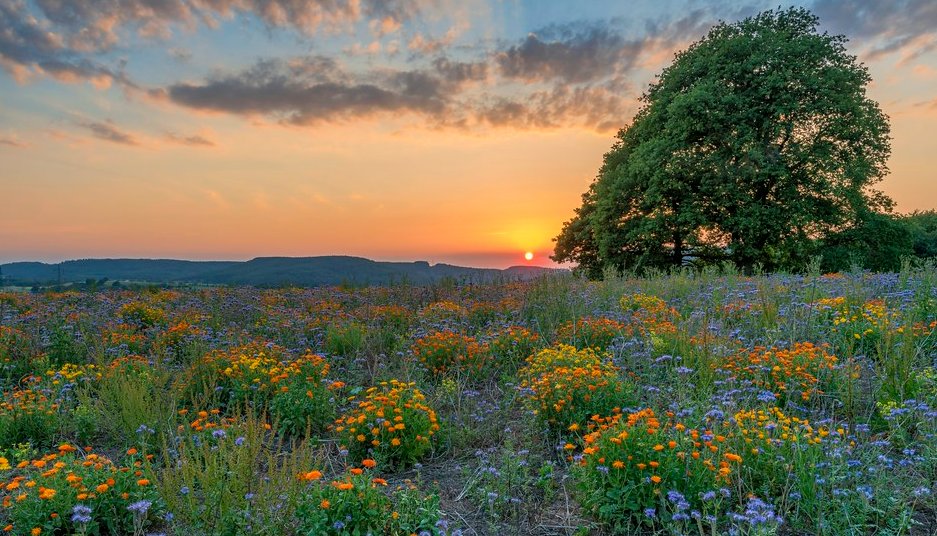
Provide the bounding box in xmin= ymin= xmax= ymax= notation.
xmin=1 ymin=0 xmax=936 ymax=269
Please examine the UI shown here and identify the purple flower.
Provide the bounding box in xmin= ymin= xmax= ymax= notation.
xmin=127 ymin=500 xmax=152 ymax=516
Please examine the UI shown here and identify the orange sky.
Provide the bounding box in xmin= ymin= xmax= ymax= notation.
xmin=1 ymin=1 xmax=935 ymax=268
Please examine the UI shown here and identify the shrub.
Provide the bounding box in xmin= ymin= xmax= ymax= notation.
xmin=487 ymin=326 xmax=540 ymax=372
xmin=193 ymin=343 xmax=341 ymax=437
xmin=334 ymin=380 xmax=439 ymax=468
xmin=0 ymin=445 xmax=162 ymax=535
xmin=0 ymin=364 xmax=97 ymax=449
xmin=158 ymin=412 xmax=312 ymax=535
xmin=296 ymin=463 xmax=445 ymax=535
xmin=324 ymin=321 xmax=366 ymax=357
xmin=555 ymin=317 xmax=627 ymax=350
xmin=117 ymin=302 xmax=166 ymax=330
xmin=520 ymin=345 xmax=634 ymax=433
xmin=411 ymin=331 xmax=489 ymax=377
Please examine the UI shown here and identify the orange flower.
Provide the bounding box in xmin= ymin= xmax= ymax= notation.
xmin=96 ymin=484 xmax=109 ymax=493
xmin=31 ymin=529 xmax=41 ymax=536
xmin=136 ymin=479 xmax=150 ymax=486
xmin=38 ymin=487 xmax=56 ymax=500
xmin=350 ymin=468 xmax=363 ymax=475
xmin=372 ymin=478 xmax=388 ymax=486
xmin=320 ymin=499 xmax=330 ymax=509
xmin=362 ymin=459 xmax=377 ymax=469
xmin=650 ymin=475 xmax=661 ymax=484
xmin=299 ymin=470 xmax=323 ymax=481
xmin=126 ymin=448 xmax=138 ymax=455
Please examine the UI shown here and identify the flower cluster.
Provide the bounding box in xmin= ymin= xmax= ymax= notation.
xmin=0 ymin=445 xmax=161 ymax=535
xmin=520 ymin=345 xmax=632 ymax=432
xmin=198 ymin=343 xmax=340 ymax=436
xmin=411 ymin=331 xmax=489 ymax=376
xmin=487 ymin=325 xmax=541 ymax=371
xmin=296 ymin=461 xmax=445 ymax=536
xmin=334 ymin=380 xmax=439 ymax=468
xmin=717 ymin=342 xmax=842 ymax=405
xmin=555 ymin=317 xmax=628 ymax=350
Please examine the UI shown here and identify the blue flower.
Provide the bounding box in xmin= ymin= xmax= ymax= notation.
xmin=127 ymin=500 xmax=152 ymax=516
xmin=71 ymin=504 xmax=92 ymax=524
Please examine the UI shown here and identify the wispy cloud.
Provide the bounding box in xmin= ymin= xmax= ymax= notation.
xmin=0 ymin=137 xmax=27 ymax=148
xmin=166 ymin=132 xmax=215 ymax=147
xmin=813 ymin=0 xmax=937 ymax=61
xmin=74 ymin=119 xmax=139 ymax=146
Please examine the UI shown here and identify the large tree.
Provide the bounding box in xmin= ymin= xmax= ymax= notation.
xmin=554 ymin=7 xmax=892 ymax=274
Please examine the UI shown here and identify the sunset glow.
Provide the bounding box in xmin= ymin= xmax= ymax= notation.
xmin=1 ymin=1 xmax=935 ymax=268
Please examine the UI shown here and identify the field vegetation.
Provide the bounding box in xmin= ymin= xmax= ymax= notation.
xmin=2 ymin=261 xmax=937 ymax=534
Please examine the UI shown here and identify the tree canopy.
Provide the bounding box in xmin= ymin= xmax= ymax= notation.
xmin=553 ymin=7 xmax=893 ymax=275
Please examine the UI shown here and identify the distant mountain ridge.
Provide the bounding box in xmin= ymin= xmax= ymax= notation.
xmin=0 ymin=256 xmax=560 ymax=287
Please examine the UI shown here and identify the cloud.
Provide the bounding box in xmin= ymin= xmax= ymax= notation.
xmin=813 ymin=0 xmax=937 ymax=60
xmin=0 ymin=1 xmax=137 ymax=87
xmin=163 ymin=55 xmax=469 ymax=124
xmin=496 ymin=22 xmax=639 ymax=84
xmin=1 ymin=0 xmax=438 ymax=87
xmin=166 ymin=132 xmax=215 ymax=146
xmin=407 ymin=22 xmax=465 ymax=54
xmin=0 ymin=137 xmax=27 ymax=148
xmin=75 ymin=119 xmax=139 ymax=145
xmin=169 ymin=47 xmax=193 ymax=62
xmin=31 ymin=0 xmax=433 ymax=41
xmin=468 ymin=84 xmax=635 ymax=132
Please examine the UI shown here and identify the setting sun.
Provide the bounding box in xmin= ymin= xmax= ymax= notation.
xmin=524 ymin=252 xmax=534 ymax=261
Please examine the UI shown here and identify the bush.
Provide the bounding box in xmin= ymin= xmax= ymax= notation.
xmin=0 ymin=445 xmax=162 ymax=535
xmin=555 ymin=317 xmax=627 ymax=350
xmin=158 ymin=412 xmax=312 ymax=535
xmin=192 ymin=343 xmax=341 ymax=437
xmin=296 ymin=463 xmax=445 ymax=535
xmin=334 ymin=380 xmax=439 ymax=468
xmin=411 ymin=331 xmax=489 ymax=377
xmin=520 ymin=345 xmax=634 ymax=433
xmin=324 ymin=321 xmax=366 ymax=357
xmin=487 ymin=326 xmax=541 ymax=373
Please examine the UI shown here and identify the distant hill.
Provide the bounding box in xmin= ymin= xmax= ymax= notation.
xmin=0 ymin=256 xmax=561 ymax=287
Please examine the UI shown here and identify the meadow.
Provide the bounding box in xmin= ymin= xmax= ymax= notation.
xmin=1 ymin=263 xmax=937 ymax=535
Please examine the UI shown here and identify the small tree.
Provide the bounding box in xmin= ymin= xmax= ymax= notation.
xmin=554 ymin=7 xmax=892 ymax=274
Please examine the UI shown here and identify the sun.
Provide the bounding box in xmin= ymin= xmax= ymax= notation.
xmin=524 ymin=251 xmax=534 ymax=261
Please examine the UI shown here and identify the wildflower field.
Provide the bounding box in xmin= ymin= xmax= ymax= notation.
xmin=2 ymin=265 xmax=937 ymax=535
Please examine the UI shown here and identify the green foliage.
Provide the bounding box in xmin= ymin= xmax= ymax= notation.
xmin=0 ymin=447 xmax=162 ymax=536
xmin=334 ymin=380 xmax=439 ymax=469
xmin=324 ymin=321 xmax=366 ymax=357
xmin=295 ymin=469 xmax=444 ymax=536
xmin=821 ymin=211 xmax=914 ymax=272
xmin=77 ymin=357 xmax=175 ymax=449
xmin=904 ymin=210 xmax=937 ymax=259
xmin=520 ymin=345 xmax=634 ymax=433
xmin=157 ymin=413 xmax=313 ymax=535
xmin=554 ymin=7 xmax=892 ymax=274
